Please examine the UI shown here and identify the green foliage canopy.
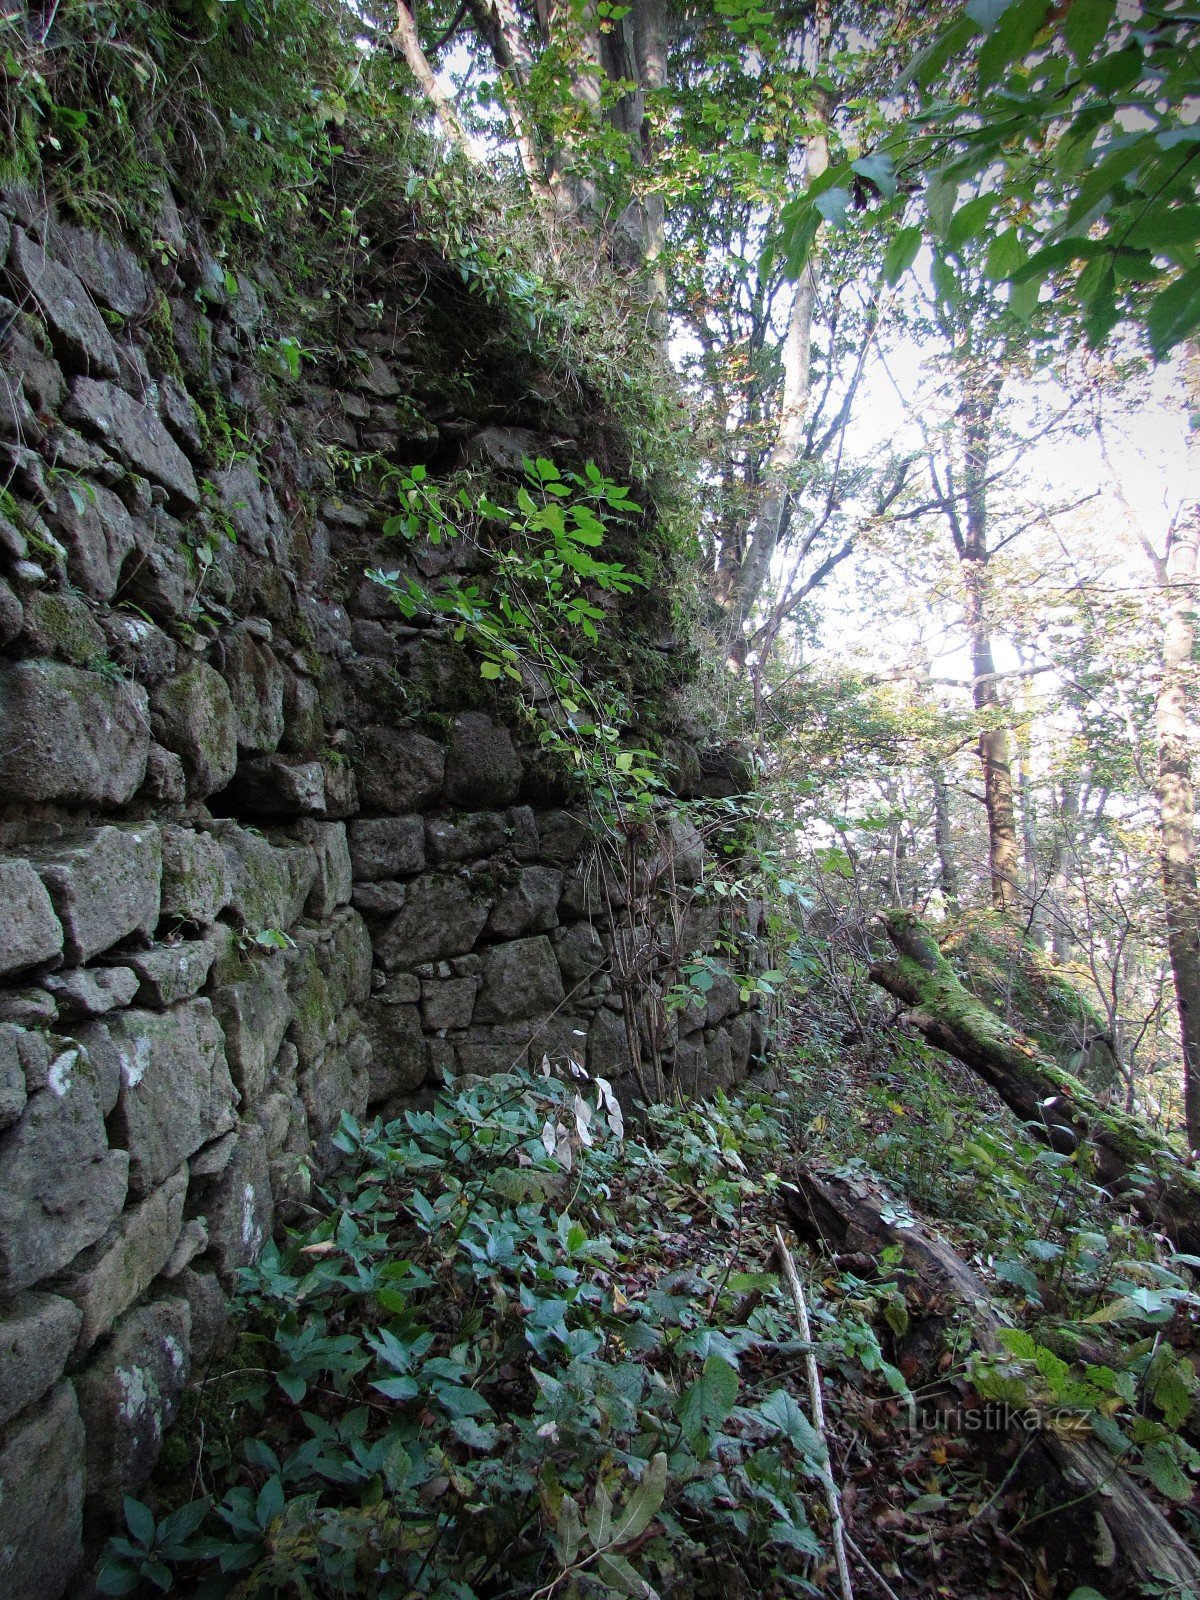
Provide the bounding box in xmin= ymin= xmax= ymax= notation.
xmin=773 ymin=0 xmax=1200 ymax=357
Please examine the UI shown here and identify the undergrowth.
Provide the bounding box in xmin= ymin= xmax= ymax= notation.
xmin=783 ymin=1005 xmax=1200 ymax=1526
xmin=99 ymin=1064 xmax=888 ymax=1598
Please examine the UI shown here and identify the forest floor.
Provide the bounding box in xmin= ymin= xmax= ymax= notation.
xmin=99 ymin=1002 xmax=1200 ymax=1600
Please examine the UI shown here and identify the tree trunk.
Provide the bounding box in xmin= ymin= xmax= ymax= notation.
xmin=962 ymin=560 xmax=1020 ymax=914
xmin=391 ymin=0 xmax=475 ymax=157
xmin=870 ymin=909 xmax=1200 ymax=1253
xmin=931 ymin=766 xmax=959 ymax=913
xmin=1013 ymin=715 xmax=1043 ymax=944
xmin=784 ymin=1165 xmax=1200 ymax=1599
xmin=954 ymin=367 xmax=1020 ymax=914
xmin=715 ymin=169 xmax=823 ymax=664
xmin=1048 ymin=780 xmax=1079 ymax=963
xmin=1153 ymin=511 xmax=1200 ymax=1150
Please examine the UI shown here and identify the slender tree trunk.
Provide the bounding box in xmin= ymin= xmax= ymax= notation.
xmin=715 ymin=162 xmax=824 ymax=664
xmin=1013 ymin=716 xmax=1043 ymax=943
xmin=931 ymin=767 xmax=959 ymax=913
xmin=466 ymin=0 xmax=554 ymax=200
xmin=956 ymin=369 xmax=1020 ymax=914
xmin=962 ymin=558 xmax=1021 ymax=912
xmin=1152 ymin=511 xmax=1200 ymax=1149
xmin=391 ymin=0 xmax=475 ymax=156
xmin=1049 ymin=780 xmax=1079 ymax=962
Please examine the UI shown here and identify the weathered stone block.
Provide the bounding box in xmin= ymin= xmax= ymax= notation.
xmin=8 ymin=226 xmax=120 ymax=377
xmin=705 ymin=972 xmax=741 ymax=1028
xmin=281 ymin=670 xmax=325 ymax=754
xmin=45 ymin=217 xmax=148 ymax=316
xmin=704 ymin=1027 xmax=735 ymax=1088
xmin=0 ymin=1025 xmax=27 ymax=1130
xmin=348 ymin=816 xmax=425 ymax=880
xmin=0 ymin=858 xmax=63 ymax=978
xmin=0 ymin=1382 xmax=85 ymax=1599
xmin=352 ymin=880 xmax=407 ymax=917
xmin=43 ymin=965 xmax=139 ymax=1018
xmin=224 ymin=754 xmax=326 ymax=815
xmin=728 ymin=1011 xmax=752 ymax=1077
xmin=358 ymin=725 xmax=445 ymax=812
xmin=160 ymin=825 xmax=231 ymax=926
xmin=45 ymin=481 xmax=138 ymax=600
xmin=53 ymin=1165 xmax=188 ymax=1350
xmin=427 ymin=812 xmax=507 ymax=863
xmin=64 ymin=377 xmax=200 ymax=510
xmin=212 ymin=957 xmax=292 ymax=1105
xmin=76 ymin=1296 xmax=191 ymax=1511
xmin=0 ymin=574 xmax=20 ymax=647
xmin=474 ymin=936 xmax=565 ymax=1024
xmin=0 ymin=1291 xmax=82 ymax=1428
xmin=102 ymin=611 xmax=178 ymax=687
xmin=151 ymin=664 xmax=238 ymax=797
xmin=0 ymin=659 xmax=150 ymax=806
xmin=28 ymin=824 xmax=161 ymax=963
xmin=296 ymin=821 xmax=352 ymax=917
xmin=328 ymin=908 xmax=373 ymax=1008
xmin=299 ymin=1038 xmax=369 ymax=1172
xmin=506 ymin=805 xmax=540 ymax=860
xmin=157 ymin=373 xmax=203 ymax=457
xmin=125 ymin=938 xmax=216 ymax=1006
xmin=105 ymin=1000 xmax=236 ymax=1198
xmin=0 ymin=1045 xmax=129 ymax=1291
xmin=223 ymin=627 xmax=285 ymax=751
xmin=173 ymin=1266 xmax=230 ymax=1372
xmin=455 ymin=1022 xmax=536 ymax=1076
xmin=362 ymin=999 xmax=425 ymax=1102
xmin=671 ymin=1032 xmax=707 ymax=1092
xmin=586 ymin=1008 xmax=630 ymax=1079
xmin=538 ymin=810 xmax=589 ymax=866
xmin=552 ymin=921 xmax=606 ymax=984
xmin=210 ymin=821 xmax=317 ymax=932
xmin=21 ymin=588 xmax=107 ymax=667
xmin=375 ymin=875 xmax=492 ymax=969
xmin=0 ymin=989 xmax=56 ymax=1027
xmin=120 ymin=521 xmax=192 ymax=622
xmin=420 ymin=976 xmax=479 ymax=1032
xmin=321 ymin=756 xmax=359 ymax=820
xmin=443 ymin=712 xmax=522 ymax=808
xmin=190 ymin=1120 xmax=272 ymax=1277
xmin=655 ymin=813 xmax=705 ymax=886
xmin=488 ymin=865 xmax=563 ymax=938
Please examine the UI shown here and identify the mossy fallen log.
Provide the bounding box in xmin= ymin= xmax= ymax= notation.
xmin=870 ymin=909 xmax=1200 ymax=1254
xmin=785 ymin=1165 xmax=1200 ymax=1598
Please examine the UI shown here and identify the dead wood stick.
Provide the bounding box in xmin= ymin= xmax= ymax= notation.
xmin=773 ymin=1224 xmax=855 ymax=1600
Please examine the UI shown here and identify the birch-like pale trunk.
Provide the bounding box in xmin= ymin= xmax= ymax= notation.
xmin=391 ymin=0 xmax=475 ymax=157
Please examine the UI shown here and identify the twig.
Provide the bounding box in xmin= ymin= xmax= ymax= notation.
xmin=843 ymin=1532 xmax=901 ymax=1600
xmin=773 ymin=1224 xmax=855 ymax=1600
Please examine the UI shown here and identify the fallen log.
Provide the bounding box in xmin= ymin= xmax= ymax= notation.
xmin=784 ymin=1164 xmax=1200 ymax=1599
xmin=870 ymin=909 xmax=1200 ymax=1254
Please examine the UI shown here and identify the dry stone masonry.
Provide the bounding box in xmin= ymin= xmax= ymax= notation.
xmin=0 ymin=183 xmax=771 ymax=1595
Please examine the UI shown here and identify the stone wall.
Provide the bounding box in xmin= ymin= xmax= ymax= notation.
xmin=0 ymin=183 xmax=768 ymax=1594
